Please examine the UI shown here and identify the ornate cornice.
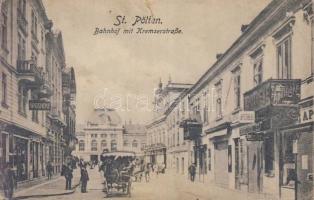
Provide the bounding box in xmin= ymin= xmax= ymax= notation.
xmin=303 ymin=2 xmax=313 ymax=24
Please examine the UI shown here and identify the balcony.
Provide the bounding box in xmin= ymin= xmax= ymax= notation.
xmin=48 ymin=107 xmax=66 ymax=127
xmin=38 ymin=72 xmax=53 ymax=98
xmin=179 ymin=119 xmax=202 ymax=140
xmin=244 ymin=79 xmax=301 ymax=111
xmin=17 ymin=60 xmax=43 ymax=87
xmin=17 ymin=9 xmax=28 ymax=36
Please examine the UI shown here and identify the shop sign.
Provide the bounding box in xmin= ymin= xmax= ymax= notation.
xmin=246 ymin=132 xmax=263 ymax=141
xmin=233 ymin=111 xmax=255 ymax=123
xmin=29 ymin=100 xmax=51 ymax=110
xmin=300 ymin=107 xmax=313 ymax=123
xmin=239 ymin=123 xmax=261 ymax=136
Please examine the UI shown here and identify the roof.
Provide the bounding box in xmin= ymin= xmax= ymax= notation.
xmin=189 ymin=0 xmax=309 ymax=98
xmin=86 ymin=108 xmax=122 ymax=126
xmin=124 ymin=124 xmax=146 ymax=135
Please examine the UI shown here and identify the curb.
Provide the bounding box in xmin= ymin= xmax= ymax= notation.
xmin=14 ymin=182 xmax=81 ymax=200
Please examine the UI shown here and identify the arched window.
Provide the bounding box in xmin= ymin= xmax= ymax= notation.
xmin=79 ymin=140 xmax=85 ymax=151
xmin=91 ymin=140 xmax=97 ymax=151
xmin=111 ymin=140 xmax=117 ymax=151
xmin=124 ymin=140 xmax=129 ymax=147
xmin=101 ymin=140 xmax=107 ymax=150
xmin=132 ymin=140 xmax=138 ymax=148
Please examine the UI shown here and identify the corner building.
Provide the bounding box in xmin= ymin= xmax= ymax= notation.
xmin=182 ymin=0 xmax=313 ymax=199
xmin=0 ymin=0 xmax=76 ymax=183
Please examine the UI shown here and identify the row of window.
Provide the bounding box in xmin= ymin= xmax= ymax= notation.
xmin=78 ymin=139 xmax=144 ymax=151
xmin=79 ymin=140 xmax=117 ymax=152
xmin=190 ymin=36 xmax=292 ymax=123
xmin=90 ymin=133 xmax=117 ymax=138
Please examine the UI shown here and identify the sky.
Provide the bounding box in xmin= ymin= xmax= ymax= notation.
xmin=42 ymin=0 xmax=271 ymax=125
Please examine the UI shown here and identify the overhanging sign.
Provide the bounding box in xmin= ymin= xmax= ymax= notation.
xmin=233 ymin=111 xmax=255 ymax=123
xmin=29 ymin=100 xmax=51 ymax=110
xmin=239 ymin=123 xmax=261 ymax=136
xmin=246 ymin=132 xmax=264 ymax=141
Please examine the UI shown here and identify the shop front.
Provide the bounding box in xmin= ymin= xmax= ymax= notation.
xmin=143 ymin=143 xmax=167 ymax=166
xmin=242 ymin=78 xmax=301 ymax=196
xmin=279 ymin=97 xmax=313 ymax=200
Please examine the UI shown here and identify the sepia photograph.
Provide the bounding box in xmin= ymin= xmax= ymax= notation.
xmin=0 ymin=0 xmax=313 ymax=199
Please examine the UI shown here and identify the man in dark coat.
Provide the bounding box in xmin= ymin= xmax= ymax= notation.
xmin=46 ymin=161 xmax=53 ymax=180
xmin=80 ymin=163 xmax=89 ymax=193
xmin=65 ymin=165 xmax=73 ymax=190
xmin=188 ymin=163 xmax=196 ymax=182
xmin=2 ymin=163 xmax=17 ymax=200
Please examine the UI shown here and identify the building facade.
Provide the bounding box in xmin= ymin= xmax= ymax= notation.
xmin=123 ymin=123 xmax=147 ymax=156
xmin=145 ymin=79 xmax=193 ymax=172
xmin=74 ymin=109 xmax=147 ymax=161
xmin=0 ymin=0 xmax=76 ymax=182
xmin=146 ymin=0 xmax=313 ymax=199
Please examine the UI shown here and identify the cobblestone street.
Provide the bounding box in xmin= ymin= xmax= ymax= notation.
xmin=4 ymin=168 xmax=277 ymax=200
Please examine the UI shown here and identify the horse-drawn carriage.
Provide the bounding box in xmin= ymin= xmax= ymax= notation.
xmin=100 ymin=151 xmax=136 ymax=198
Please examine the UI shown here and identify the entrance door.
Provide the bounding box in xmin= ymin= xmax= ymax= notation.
xmin=1 ymin=134 xmax=7 ymax=167
xmin=247 ymin=141 xmax=263 ymax=193
xmin=214 ymin=141 xmax=229 ymax=188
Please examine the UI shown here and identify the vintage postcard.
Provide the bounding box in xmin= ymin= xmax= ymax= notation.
xmin=0 ymin=0 xmax=313 ymax=199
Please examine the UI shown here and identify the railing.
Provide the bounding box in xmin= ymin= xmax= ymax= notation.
xmin=17 ymin=60 xmax=41 ymax=75
xmin=17 ymin=8 xmax=28 ymax=35
xmin=244 ymin=79 xmax=301 ymax=111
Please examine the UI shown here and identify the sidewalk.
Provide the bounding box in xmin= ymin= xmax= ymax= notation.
xmin=155 ymin=171 xmax=279 ymax=200
xmin=0 ymin=169 xmax=81 ymax=200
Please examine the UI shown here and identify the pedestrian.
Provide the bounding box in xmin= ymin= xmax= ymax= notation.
xmin=46 ymin=161 xmax=53 ymax=180
xmin=80 ymin=163 xmax=89 ymax=193
xmin=188 ymin=163 xmax=196 ymax=182
xmin=144 ymin=163 xmax=151 ymax=182
xmin=65 ymin=165 xmax=73 ymax=190
xmin=161 ymin=162 xmax=166 ymax=174
xmin=2 ymin=162 xmax=17 ymax=200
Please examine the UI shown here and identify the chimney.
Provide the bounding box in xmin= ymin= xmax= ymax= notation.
xmin=241 ymin=24 xmax=249 ymax=33
xmin=216 ymin=53 xmax=223 ymax=60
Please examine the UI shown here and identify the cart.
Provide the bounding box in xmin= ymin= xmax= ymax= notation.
xmin=100 ymin=151 xmax=136 ymax=198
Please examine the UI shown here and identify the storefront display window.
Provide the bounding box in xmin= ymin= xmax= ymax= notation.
xmin=281 ymin=133 xmax=296 ymax=187
xmin=14 ymin=137 xmax=28 ymax=181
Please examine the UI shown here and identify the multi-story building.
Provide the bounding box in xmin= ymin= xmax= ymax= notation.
xmin=145 ymin=79 xmax=192 ymax=168
xmin=74 ymin=109 xmax=147 ymax=161
xmin=74 ymin=108 xmax=124 ymax=161
xmin=123 ymin=122 xmax=146 ymax=156
xmin=146 ymin=0 xmax=313 ymax=199
xmin=0 ymin=0 xmax=76 ymax=183
xmin=180 ymin=0 xmax=313 ymax=199
xmin=62 ymin=67 xmax=76 ymax=157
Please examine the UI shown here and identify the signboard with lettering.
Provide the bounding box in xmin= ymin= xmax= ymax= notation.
xmin=233 ymin=111 xmax=255 ymax=123
xmin=29 ymin=100 xmax=51 ymax=110
xmin=300 ymin=107 xmax=313 ymax=123
xmin=246 ymin=132 xmax=264 ymax=141
xmin=239 ymin=123 xmax=261 ymax=136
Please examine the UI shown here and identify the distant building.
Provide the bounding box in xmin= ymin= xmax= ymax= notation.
xmin=145 ymin=79 xmax=193 ymax=167
xmin=74 ymin=109 xmax=147 ymax=161
xmin=74 ymin=108 xmax=124 ymax=162
xmin=123 ymin=122 xmax=147 ymax=156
